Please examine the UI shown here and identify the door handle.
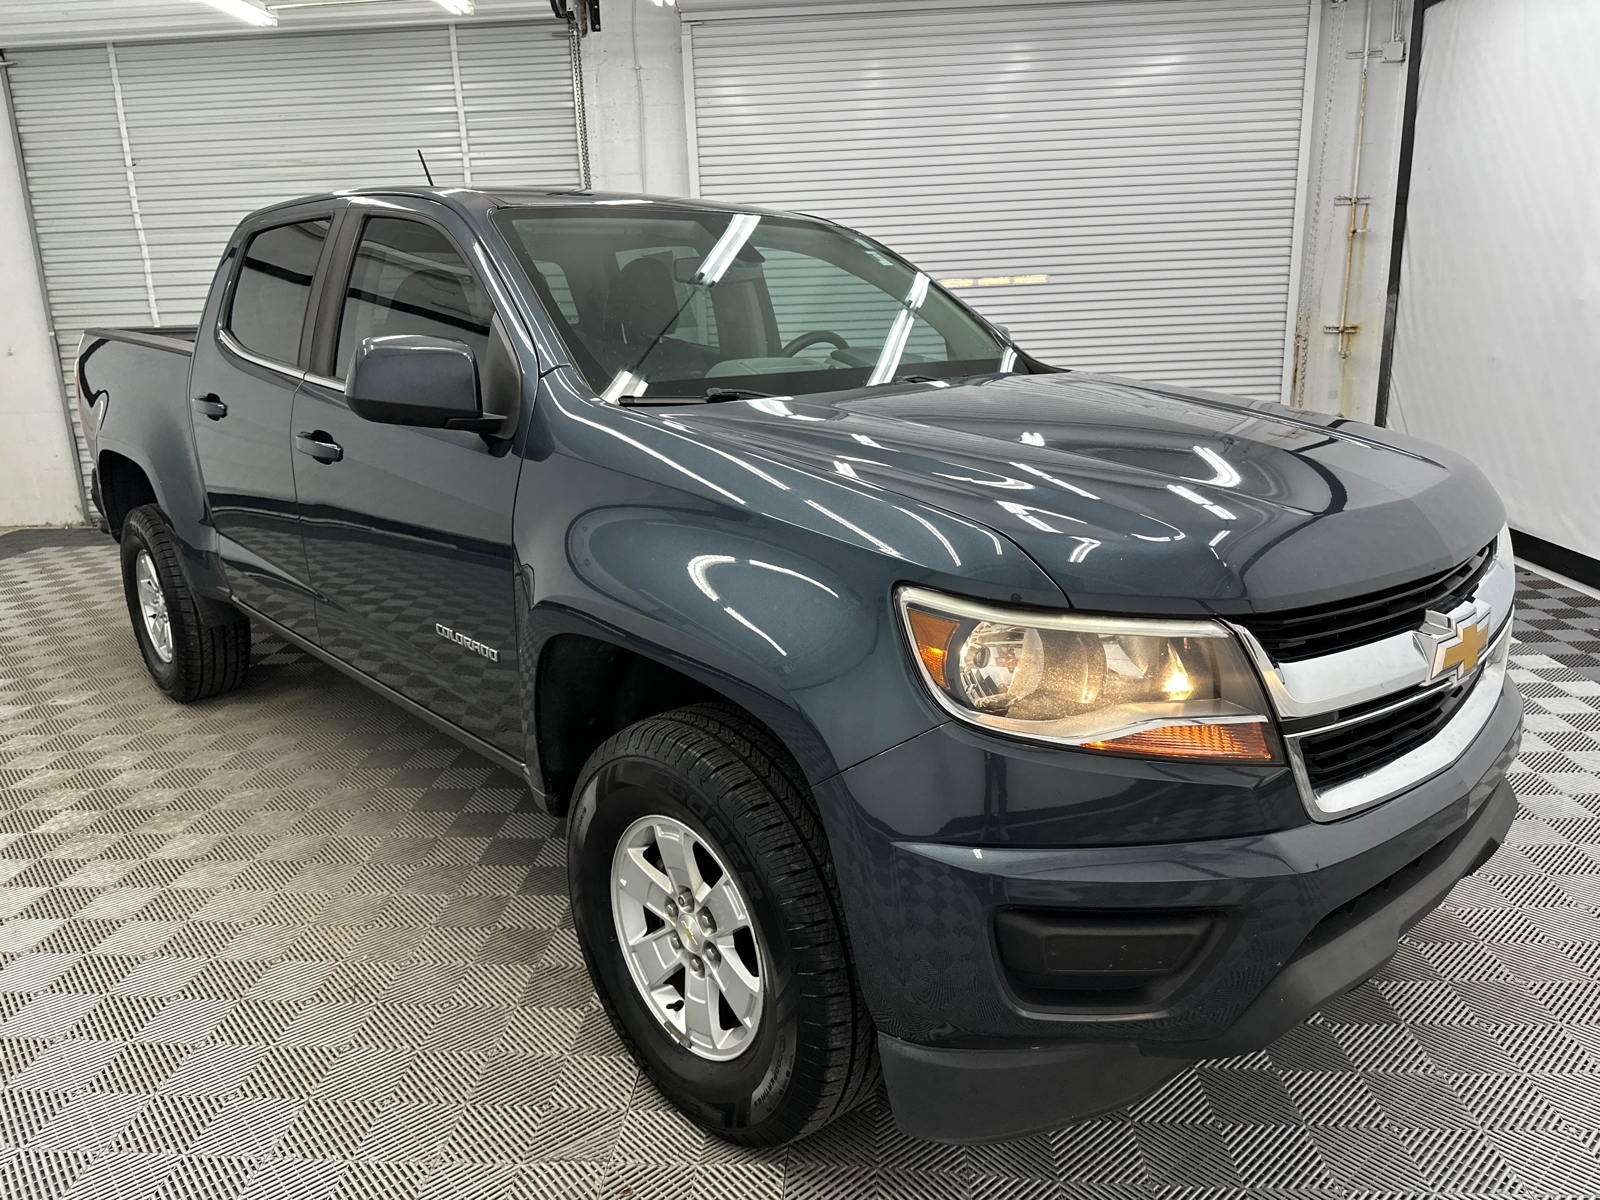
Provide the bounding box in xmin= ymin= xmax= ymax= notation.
xmin=191 ymin=395 xmax=228 ymax=420
xmin=294 ymin=430 xmax=343 ymax=463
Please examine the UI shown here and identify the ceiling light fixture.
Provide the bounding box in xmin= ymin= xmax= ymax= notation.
xmin=198 ymin=0 xmax=277 ymax=26
xmin=434 ymin=0 xmax=475 ymax=13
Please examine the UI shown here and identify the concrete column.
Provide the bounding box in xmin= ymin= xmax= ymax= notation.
xmin=1289 ymin=0 xmax=1411 ymax=422
xmin=0 ymin=69 xmax=83 ymax=527
xmin=578 ymin=1 xmax=690 ymax=196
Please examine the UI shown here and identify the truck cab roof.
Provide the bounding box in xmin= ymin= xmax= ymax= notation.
xmin=241 ymin=185 xmax=814 ymax=226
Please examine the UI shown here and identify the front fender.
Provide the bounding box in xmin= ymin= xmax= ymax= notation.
xmin=515 ymin=381 xmax=1066 ymax=783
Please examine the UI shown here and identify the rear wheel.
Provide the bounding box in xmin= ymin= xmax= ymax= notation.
xmin=568 ymin=703 xmax=878 ymax=1145
xmin=120 ymin=504 xmax=250 ymax=702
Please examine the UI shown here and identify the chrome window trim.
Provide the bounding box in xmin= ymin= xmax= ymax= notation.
xmin=216 ymin=325 xmax=305 ymax=385
xmin=1287 ymin=620 xmax=1513 ymax=821
xmin=217 ymin=210 xmax=335 ymax=382
xmin=1225 ymin=547 xmax=1516 ymax=720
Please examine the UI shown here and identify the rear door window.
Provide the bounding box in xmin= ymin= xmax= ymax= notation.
xmin=335 ymin=217 xmax=493 ymax=380
xmin=227 ymin=218 xmax=331 ymax=366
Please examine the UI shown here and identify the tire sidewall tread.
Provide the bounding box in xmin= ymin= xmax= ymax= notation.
xmin=568 ymin=702 xmax=878 ymax=1145
xmin=120 ymin=505 xmax=250 ymax=703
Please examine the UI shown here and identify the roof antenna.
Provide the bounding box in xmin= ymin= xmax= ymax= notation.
xmin=416 ymin=149 xmax=435 ymax=187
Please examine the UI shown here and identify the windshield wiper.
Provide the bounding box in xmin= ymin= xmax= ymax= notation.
xmin=615 ymin=387 xmax=775 ymax=408
xmin=704 ymin=387 xmax=775 ymax=402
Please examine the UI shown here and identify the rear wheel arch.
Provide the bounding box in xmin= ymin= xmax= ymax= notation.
xmin=98 ymin=450 xmax=159 ymax=540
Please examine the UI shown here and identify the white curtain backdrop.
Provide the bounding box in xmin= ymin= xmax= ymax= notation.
xmin=1389 ymin=0 xmax=1600 ymax=558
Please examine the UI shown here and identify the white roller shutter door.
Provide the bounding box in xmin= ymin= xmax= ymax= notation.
xmin=5 ymin=22 xmax=583 ymax=506
xmin=686 ymin=0 xmax=1312 ymax=402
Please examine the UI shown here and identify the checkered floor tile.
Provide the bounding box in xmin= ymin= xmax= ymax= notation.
xmin=2 ymin=529 xmax=1599 ymax=1199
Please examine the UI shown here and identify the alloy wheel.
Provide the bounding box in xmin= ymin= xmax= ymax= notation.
xmin=609 ymin=813 xmax=765 ymax=1060
xmin=135 ymin=550 xmax=174 ymax=663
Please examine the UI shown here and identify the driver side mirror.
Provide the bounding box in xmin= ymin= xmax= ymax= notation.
xmin=346 ymin=335 xmax=500 ymax=433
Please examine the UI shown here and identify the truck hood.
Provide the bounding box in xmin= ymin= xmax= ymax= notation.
xmin=665 ymin=372 xmax=1504 ymax=614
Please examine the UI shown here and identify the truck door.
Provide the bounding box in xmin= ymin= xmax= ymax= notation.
xmin=187 ymin=211 xmax=332 ymax=637
xmin=291 ymin=208 xmax=522 ymax=754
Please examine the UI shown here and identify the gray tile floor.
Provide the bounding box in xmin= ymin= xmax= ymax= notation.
xmin=2 ymin=529 xmax=1599 ymax=1199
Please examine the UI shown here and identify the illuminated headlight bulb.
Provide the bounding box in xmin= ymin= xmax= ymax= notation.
xmin=1161 ymin=659 xmax=1194 ymax=700
xmin=898 ymin=587 xmax=1280 ymax=762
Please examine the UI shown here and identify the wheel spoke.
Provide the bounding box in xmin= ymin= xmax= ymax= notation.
xmin=701 ymin=877 xmax=750 ymax=936
xmin=631 ymin=929 xmax=682 ymax=987
xmin=708 ymin=944 xmax=760 ymax=1027
xmin=654 ymin=824 xmax=706 ymax=902
xmin=618 ymin=847 xmax=673 ymax=918
xmin=682 ymin=968 xmax=720 ymax=1049
xmin=647 ymin=981 xmax=688 ymax=1039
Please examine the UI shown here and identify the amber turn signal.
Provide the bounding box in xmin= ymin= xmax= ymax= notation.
xmin=906 ymin=608 xmax=960 ymax=689
xmin=1083 ymin=722 xmax=1274 ymax=761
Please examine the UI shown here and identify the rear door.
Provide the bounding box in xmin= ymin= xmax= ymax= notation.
xmin=187 ymin=207 xmax=335 ymax=636
xmin=291 ymin=199 xmax=524 ymax=753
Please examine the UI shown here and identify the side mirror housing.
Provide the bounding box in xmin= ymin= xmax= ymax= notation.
xmin=346 ymin=335 xmax=486 ymax=429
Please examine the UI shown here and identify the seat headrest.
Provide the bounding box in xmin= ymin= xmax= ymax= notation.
xmin=610 ymin=256 xmax=681 ymax=345
xmin=389 ymin=268 xmax=471 ymax=328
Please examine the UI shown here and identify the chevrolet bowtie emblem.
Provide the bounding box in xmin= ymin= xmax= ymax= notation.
xmin=1415 ymin=606 xmax=1491 ymax=682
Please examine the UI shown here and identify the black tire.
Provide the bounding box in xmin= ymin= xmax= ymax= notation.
xmin=568 ymin=702 xmax=879 ymax=1145
xmin=120 ymin=504 xmax=251 ymax=702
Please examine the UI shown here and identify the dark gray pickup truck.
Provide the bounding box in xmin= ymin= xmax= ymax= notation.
xmin=76 ymin=187 xmax=1521 ymax=1145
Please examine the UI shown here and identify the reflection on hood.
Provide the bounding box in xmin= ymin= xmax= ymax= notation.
xmin=657 ymin=372 xmax=1501 ymax=615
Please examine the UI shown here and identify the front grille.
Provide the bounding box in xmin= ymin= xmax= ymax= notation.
xmin=1236 ymin=541 xmax=1496 ymax=661
xmin=1298 ymin=674 xmax=1477 ymax=789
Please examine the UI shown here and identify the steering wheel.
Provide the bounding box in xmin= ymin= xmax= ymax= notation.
xmin=780 ymin=330 xmax=851 ymax=357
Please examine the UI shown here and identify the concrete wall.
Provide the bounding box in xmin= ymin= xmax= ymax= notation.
xmin=0 ymin=70 xmax=82 ymax=527
xmin=578 ymin=2 xmax=690 ymax=196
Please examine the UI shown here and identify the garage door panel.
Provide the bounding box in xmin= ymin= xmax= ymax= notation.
xmin=689 ymin=0 xmax=1310 ymax=400
xmin=7 ymin=20 xmax=581 ymax=510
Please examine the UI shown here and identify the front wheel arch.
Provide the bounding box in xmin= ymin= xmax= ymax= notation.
xmin=530 ymin=628 xmax=837 ymax=816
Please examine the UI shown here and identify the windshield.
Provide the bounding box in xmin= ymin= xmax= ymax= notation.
xmin=493 ymin=204 xmax=1013 ymax=402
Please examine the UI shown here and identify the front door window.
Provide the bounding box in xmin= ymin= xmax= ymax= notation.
xmin=335 ymin=217 xmax=494 ymax=379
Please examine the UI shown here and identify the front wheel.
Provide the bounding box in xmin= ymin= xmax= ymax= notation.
xmin=120 ymin=504 xmax=251 ymax=702
xmin=568 ymin=703 xmax=878 ymax=1145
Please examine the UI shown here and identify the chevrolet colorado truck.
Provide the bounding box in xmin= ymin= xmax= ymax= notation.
xmin=77 ymin=188 xmax=1521 ymax=1145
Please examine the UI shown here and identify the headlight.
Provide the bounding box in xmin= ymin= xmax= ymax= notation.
xmin=897 ymin=586 xmax=1280 ymax=761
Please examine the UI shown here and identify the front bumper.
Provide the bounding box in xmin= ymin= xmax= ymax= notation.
xmin=814 ymin=676 xmax=1523 ymax=1143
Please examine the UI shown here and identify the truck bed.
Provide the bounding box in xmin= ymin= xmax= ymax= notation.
xmin=82 ymin=326 xmax=198 ymax=355
xmin=77 ymin=325 xmax=204 ymax=538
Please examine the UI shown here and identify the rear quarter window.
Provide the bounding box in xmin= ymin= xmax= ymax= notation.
xmin=227 ymin=218 xmax=330 ymax=366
